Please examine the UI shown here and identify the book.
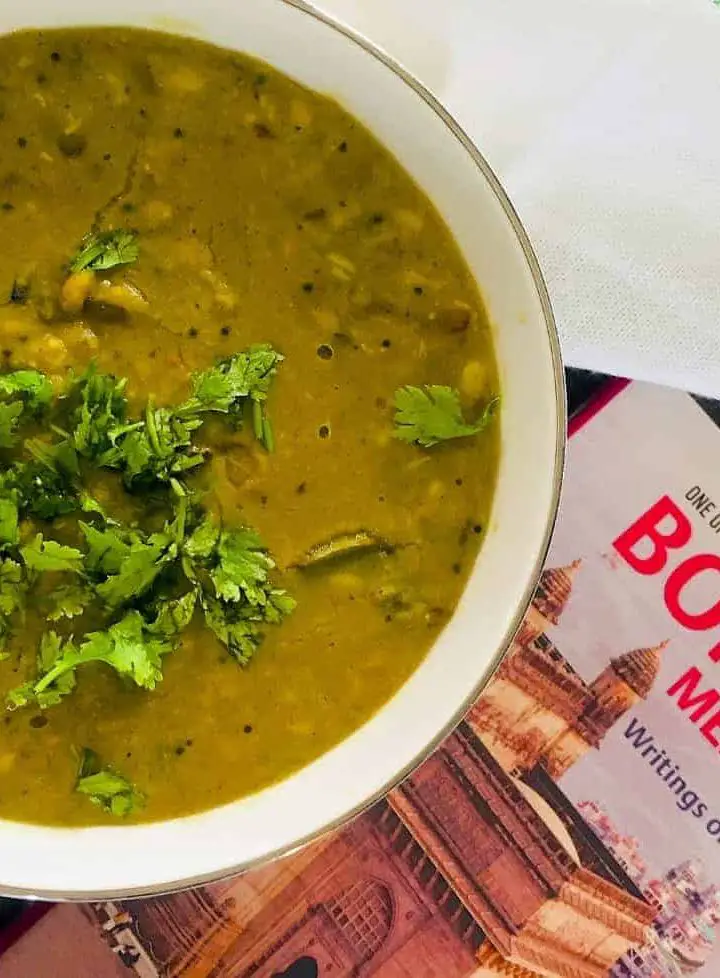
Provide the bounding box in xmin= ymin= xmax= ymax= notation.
xmin=4 ymin=377 xmax=720 ymax=978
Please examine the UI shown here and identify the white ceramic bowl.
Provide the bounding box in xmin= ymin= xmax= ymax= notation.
xmin=0 ymin=0 xmax=565 ymax=899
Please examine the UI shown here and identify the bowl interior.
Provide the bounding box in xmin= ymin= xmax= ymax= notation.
xmin=0 ymin=0 xmax=564 ymax=898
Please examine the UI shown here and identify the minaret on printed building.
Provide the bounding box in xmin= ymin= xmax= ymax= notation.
xmin=515 ymin=558 xmax=582 ymax=646
xmin=591 ymin=641 xmax=669 ymax=726
xmin=543 ymin=640 xmax=669 ymax=778
xmin=469 ymin=555 xmax=668 ymax=780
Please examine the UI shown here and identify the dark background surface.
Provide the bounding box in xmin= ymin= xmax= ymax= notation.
xmin=0 ymin=366 xmax=613 ymax=928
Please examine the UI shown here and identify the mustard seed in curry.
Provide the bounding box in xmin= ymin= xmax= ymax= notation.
xmin=0 ymin=27 xmax=499 ymax=825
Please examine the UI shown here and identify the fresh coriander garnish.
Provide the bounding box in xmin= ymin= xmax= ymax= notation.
xmin=75 ymin=747 xmax=144 ymax=817
xmin=68 ymin=365 xmax=128 ymax=459
xmin=33 ymin=612 xmax=172 ymax=699
xmin=393 ymin=384 xmax=497 ymax=448
xmin=0 ymin=370 xmax=54 ymax=448
xmin=7 ymin=632 xmax=77 ymax=709
xmin=184 ymin=344 xmax=283 ymax=418
xmin=20 ymin=534 xmax=84 ymax=574
xmin=0 ymin=355 xmax=294 ymax=719
xmin=45 ymin=582 xmax=93 ymax=621
xmin=0 ymin=558 xmax=25 ymax=656
xmin=0 ymin=370 xmax=53 ymax=411
xmin=69 ymin=229 xmax=139 ymax=274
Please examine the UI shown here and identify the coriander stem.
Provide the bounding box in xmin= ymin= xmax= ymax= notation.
xmin=34 ymin=660 xmax=73 ymax=694
xmin=173 ymin=495 xmax=188 ymax=544
xmin=263 ymin=415 xmax=275 ymax=453
xmin=252 ymin=400 xmax=263 ymax=443
xmin=169 ymin=477 xmax=186 ymax=498
xmin=144 ymin=398 xmax=162 ymax=457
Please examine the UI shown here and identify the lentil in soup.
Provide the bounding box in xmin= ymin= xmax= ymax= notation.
xmin=0 ymin=27 xmax=499 ymax=825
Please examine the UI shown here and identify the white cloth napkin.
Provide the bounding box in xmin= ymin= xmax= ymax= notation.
xmin=314 ymin=0 xmax=720 ymax=397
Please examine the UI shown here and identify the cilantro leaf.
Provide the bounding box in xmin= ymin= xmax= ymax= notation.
xmin=100 ymin=405 xmax=205 ymax=487
xmin=94 ymin=533 xmax=175 ymax=608
xmin=0 ymin=369 xmax=53 ymax=448
xmin=81 ymin=509 xmax=181 ymax=609
xmin=36 ymin=633 xmax=78 ymax=706
xmin=185 ymin=345 xmax=283 ymax=415
xmin=24 ymin=436 xmax=79 ymax=476
xmin=0 ymin=559 xmax=25 ymax=617
xmin=6 ymin=632 xmax=77 ymax=709
xmin=79 ymin=491 xmax=116 ymax=523
xmin=46 ymin=583 xmax=94 ymax=621
xmin=80 ymin=522 xmax=131 ymax=575
xmin=0 ymin=558 xmax=26 ymax=653
xmin=69 ymin=229 xmax=139 ymax=274
xmin=0 ymin=492 xmax=19 ymax=549
xmin=0 ymin=402 xmax=24 ymax=448
xmin=393 ymin=385 xmax=497 ymax=448
xmin=147 ymin=590 xmax=198 ymax=637
xmin=184 ymin=517 xmax=220 ymax=560
xmin=33 ymin=611 xmax=173 ymax=698
xmin=6 ymin=460 xmax=78 ymax=519
xmin=68 ymin=366 xmax=128 ymax=459
xmin=0 ymin=370 xmax=53 ymax=411
xmin=264 ymin=588 xmax=298 ymax=622
xmin=75 ymin=747 xmax=144 ymax=817
xmin=181 ymin=346 xmax=283 ymax=451
xmin=210 ymin=527 xmax=274 ymax=605
xmin=184 ymin=518 xmax=296 ymax=664
xmin=21 ymin=534 xmax=84 ymax=574
xmin=200 ymin=596 xmax=262 ymax=666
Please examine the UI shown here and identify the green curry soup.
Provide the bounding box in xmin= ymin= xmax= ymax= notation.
xmin=0 ymin=27 xmax=499 ymax=825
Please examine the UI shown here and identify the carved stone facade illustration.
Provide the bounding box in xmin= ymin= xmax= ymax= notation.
xmin=109 ymin=723 xmax=654 ymax=978
xmin=468 ymin=561 xmax=667 ymax=778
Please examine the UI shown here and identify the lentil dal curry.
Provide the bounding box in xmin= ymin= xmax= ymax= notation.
xmin=0 ymin=27 xmax=499 ymax=825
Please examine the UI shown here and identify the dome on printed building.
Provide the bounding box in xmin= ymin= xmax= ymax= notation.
xmin=532 ymin=559 xmax=582 ymax=625
xmin=611 ymin=640 xmax=668 ymax=699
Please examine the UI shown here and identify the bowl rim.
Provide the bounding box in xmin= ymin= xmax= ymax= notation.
xmin=0 ymin=0 xmax=567 ymax=902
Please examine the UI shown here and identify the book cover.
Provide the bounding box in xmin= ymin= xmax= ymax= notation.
xmin=4 ymin=379 xmax=719 ymax=978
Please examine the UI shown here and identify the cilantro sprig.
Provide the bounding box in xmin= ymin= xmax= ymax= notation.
xmin=75 ymin=747 xmax=144 ymax=817
xmin=393 ymin=385 xmax=497 ymax=448
xmin=5 ymin=498 xmax=294 ymax=709
xmin=47 ymin=346 xmax=284 ymax=490
xmin=69 ymin=229 xmax=139 ymax=274
xmin=0 ymin=357 xmax=293 ymax=717
xmin=0 ymin=369 xmax=53 ymax=449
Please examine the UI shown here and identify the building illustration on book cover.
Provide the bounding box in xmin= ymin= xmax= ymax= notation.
xmin=77 ymin=556 xmax=693 ymax=978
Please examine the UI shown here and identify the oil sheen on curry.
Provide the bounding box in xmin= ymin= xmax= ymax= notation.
xmin=0 ymin=27 xmax=499 ymax=825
